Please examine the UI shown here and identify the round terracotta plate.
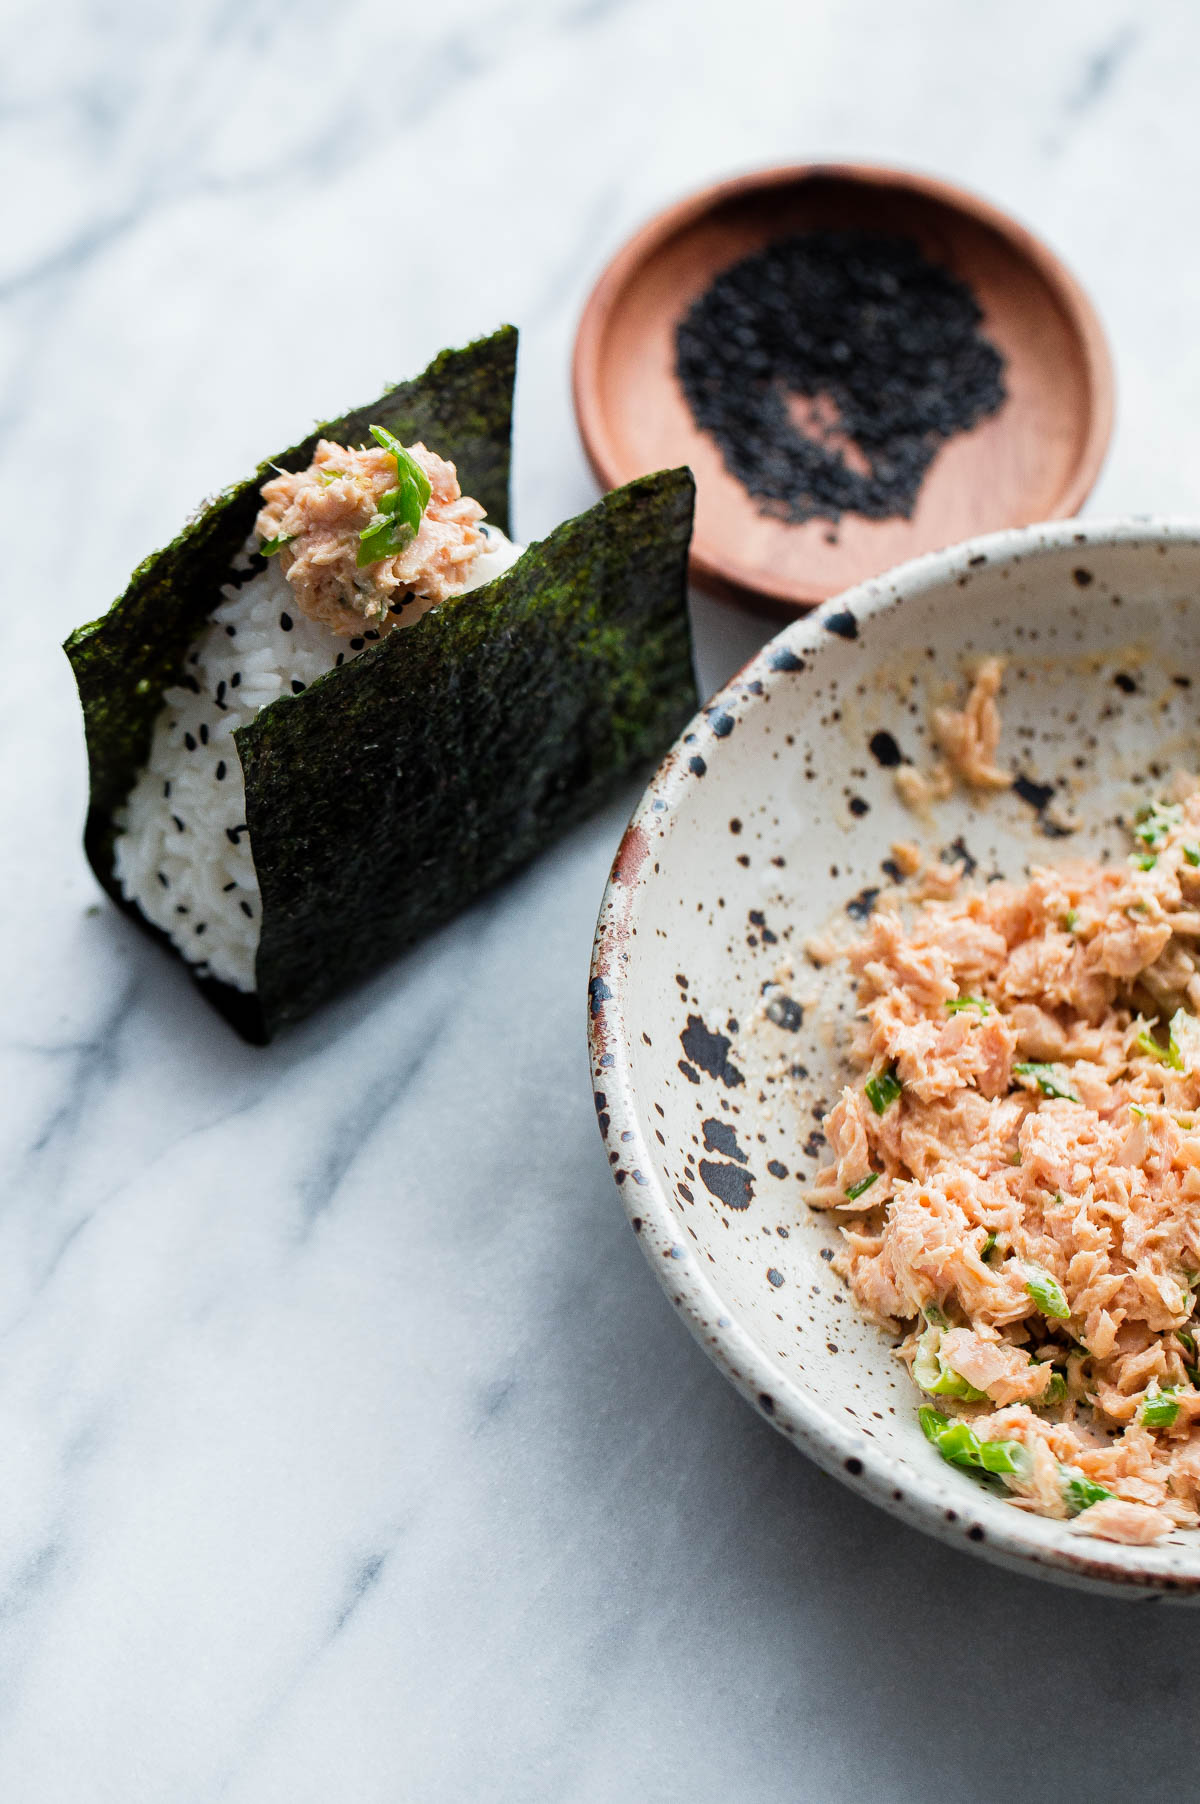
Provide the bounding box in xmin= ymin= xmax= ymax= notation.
xmin=573 ymin=163 xmax=1114 ymax=614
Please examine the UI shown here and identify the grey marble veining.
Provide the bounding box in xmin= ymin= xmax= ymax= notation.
xmin=3 ymin=0 xmax=1199 ymax=1797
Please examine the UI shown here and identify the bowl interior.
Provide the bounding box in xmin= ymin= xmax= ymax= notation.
xmin=574 ymin=165 xmax=1112 ymax=612
xmin=591 ymin=522 xmax=1200 ymax=1594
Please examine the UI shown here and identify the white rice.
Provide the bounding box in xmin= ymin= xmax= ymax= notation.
xmin=113 ymin=528 xmax=522 ymax=992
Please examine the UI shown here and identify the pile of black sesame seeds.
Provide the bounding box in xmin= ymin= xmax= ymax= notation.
xmin=675 ymin=230 xmax=1007 ymax=526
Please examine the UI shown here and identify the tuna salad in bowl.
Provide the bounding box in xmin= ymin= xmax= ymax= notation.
xmin=589 ymin=517 xmax=1200 ymax=1597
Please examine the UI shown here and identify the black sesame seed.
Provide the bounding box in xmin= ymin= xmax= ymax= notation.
xmin=216 ymin=681 xmax=226 ymax=703
xmin=195 ymin=922 xmax=206 ymax=935
xmin=225 ymin=624 xmax=236 ymax=637
xmin=175 ymin=904 xmax=189 ymax=915
xmin=280 ymin=612 xmax=293 ymax=631
xmin=335 ymin=653 xmax=345 ymax=667
xmin=215 ymin=761 xmax=226 ymax=781
xmin=364 ymin=629 xmax=379 ymax=641
xmin=350 ymin=637 xmax=365 ymax=651
xmin=184 ymin=732 xmax=197 ymax=752
xmin=222 ymin=881 xmax=237 ymax=892
xmin=230 ymin=672 xmax=241 ymax=687
xmin=291 ymin=679 xmax=306 ymax=695
xmin=157 ymin=871 xmax=169 ymax=888
xmin=172 ymin=814 xmax=185 ymax=832
xmin=199 ymin=723 xmax=208 ymax=744
xmin=162 ymin=780 xmax=171 ymax=799
xmin=674 ymin=229 xmax=1006 ymax=525
xmin=240 ymin=901 xmax=253 ymax=917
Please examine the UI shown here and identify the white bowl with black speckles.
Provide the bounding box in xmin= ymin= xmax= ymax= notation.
xmin=589 ymin=517 xmax=1200 ymax=1600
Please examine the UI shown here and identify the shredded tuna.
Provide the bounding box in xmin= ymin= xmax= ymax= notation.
xmin=932 ymin=655 xmax=1012 ymax=790
xmin=255 ymin=438 xmax=490 ymax=635
xmin=810 ymin=783 xmax=1200 ymax=1539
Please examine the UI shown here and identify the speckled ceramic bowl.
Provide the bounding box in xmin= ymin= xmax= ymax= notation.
xmin=589 ymin=517 xmax=1200 ymax=1600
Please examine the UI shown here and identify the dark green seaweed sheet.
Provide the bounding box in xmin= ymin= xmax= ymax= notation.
xmin=64 ymin=325 xmax=696 ymax=1041
xmin=242 ymin=467 xmax=695 ymax=1039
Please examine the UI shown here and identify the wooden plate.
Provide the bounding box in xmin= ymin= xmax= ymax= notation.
xmin=572 ymin=164 xmax=1114 ymax=614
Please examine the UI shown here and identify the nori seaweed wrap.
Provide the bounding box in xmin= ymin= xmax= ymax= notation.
xmin=65 ymin=327 xmax=696 ymax=1043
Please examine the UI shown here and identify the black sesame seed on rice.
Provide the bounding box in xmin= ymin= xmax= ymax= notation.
xmin=240 ymin=901 xmax=253 ymax=918
xmin=157 ymin=871 xmax=169 ymax=888
xmin=172 ymin=814 xmax=186 ymax=832
xmin=280 ymin=612 xmax=293 ymax=632
xmin=674 ymin=229 xmax=1006 ymax=525
xmin=175 ymin=904 xmax=189 ymax=915
xmin=291 ymin=679 xmax=306 ymax=695
xmin=350 ymin=637 xmax=364 ymax=650
xmin=216 ymin=681 xmax=226 ymax=703
xmin=335 ymin=653 xmax=345 ymax=667
xmin=225 ymin=624 xmax=236 ymax=636
xmin=364 ymin=630 xmax=379 ymax=641
xmin=215 ymin=760 xmax=227 ymax=781
xmin=184 ymin=732 xmax=197 ymax=752
xmin=230 ymin=672 xmax=241 ymax=687
xmin=222 ymin=881 xmax=237 ymax=892
xmin=162 ymin=781 xmax=171 ymax=799
xmin=199 ymin=723 xmax=208 ymax=745
xmin=195 ymin=922 xmax=206 ymax=935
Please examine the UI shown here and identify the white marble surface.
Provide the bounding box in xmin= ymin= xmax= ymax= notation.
xmin=4 ymin=1 xmax=1200 ymax=1797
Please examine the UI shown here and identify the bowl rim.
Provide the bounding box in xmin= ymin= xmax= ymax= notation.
xmin=572 ymin=160 xmax=1116 ymax=613
xmin=589 ymin=512 xmax=1200 ymax=1598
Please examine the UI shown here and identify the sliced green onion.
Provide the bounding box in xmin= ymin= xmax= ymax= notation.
xmin=1038 ymin=1370 xmax=1068 ymax=1408
xmin=864 ymin=1066 xmax=902 ymax=1115
xmin=1012 ymin=1062 xmax=1080 ymax=1103
xmin=1063 ymin=1471 xmax=1115 ymax=1513
xmin=1130 ymin=1103 xmax=1150 ymax=1120
xmin=1135 ymin=1027 xmax=1183 ymax=1071
xmin=1184 ymin=844 xmax=1200 ymax=867
xmin=918 ymin=1404 xmax=949 ymax=1443
xmin=980 ymin=1231 xmax=999 ymax=1264
xmin=918 ymin=1408 xmax=1031 ymax=1481
xmin=923 ymin=1303 xmax=948 ymax=1329
xmin=1178 ymin=1328 xmax=1197 ymax=1358
xmin=978 ymin=1439 xmax=1033 ymax=1479
xmin=1062 ymin=908 xmax=1079 ymax=931
xmin=912 ymin=1326 xmax=987 ymax=1401
xmin=1133 ymin=800 xmax=1183 ymax=848
xmin=1024 ymin=1265 xmax=1071 ymax=1321
xmin=1134 ymin=853 xmax=1158 ymax=871
xmin=844 ymin=1172 xmax=879 ymax=1201
xmin=317 ymin=467 xmax=345 ymax=486
xmin=258 ymin=533 xmax=295 ymax=557
xmin=356 ymin=425 xmax=432 ymax=567
xmin=1141 ymin=1385 xmax=1181 ymax=1428
xmin=945 ymin=995 xmax=991 ymax=1014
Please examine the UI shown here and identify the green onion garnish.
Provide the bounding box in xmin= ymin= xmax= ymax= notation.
xmin=912 ymin=1326 xmax=987 ymax=1400
xmin=1133 ymin=800 xmax=1184 ymax=848
xmin=1063 ymin=1471 xmax=1114 ymax=1513
xmin=1063 ymin=908 xmax=1079 ymax=931
xmin=1130 ymin=1103 xmax=1149 ymax=1120
xmin=1135 ymin=1028 xmax=1183 ymax=1071
xmin=945 ymin=995 xmax=991 ymax=1014
xmin=258 ymin=534 xmax=295 ymax=557
xmin=918 ymin=1408 xmax=1031 ymax=1480
xmin=1134 ymin=853 xmax=1158 ymax=871
xmin=1038 ymin=1370 xmax=1068 ymax=1408
xmin=1184 ymin=844 xmax=1200 ymax=867
xmin=1012 ymin=1062 xmax=1080 ymax=1103
xmin=980 ymin=1231 xmax=998 ymax=1264
xmin=1178 ymin=1328 xmax=1196 ymax=1357
xmin=864 ymin=1066 xmax=902 ymax=1115
xmin=1024 ymin=1265 xmax=1071 ymax=1321
xmin=356 ymin=425 xmax=432 ymax=568
xmin=1141 ymin=1386 xmax=1181 ymax=1428
xmin=844 ymin=1172 xmax=879 ymax=1201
